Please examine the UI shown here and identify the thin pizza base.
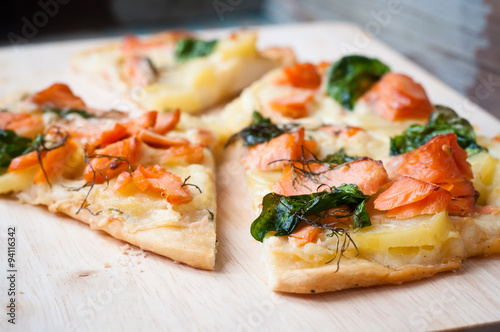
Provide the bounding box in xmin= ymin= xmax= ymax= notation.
xmin=0 ymin=91 xmax=219 ymax=270
xmin=5 ymin=149 xmax=217 ymax=270
xmin=245 ymin=166 xmax=466 ymax=293
xmin=240 ymin=129 xmax=500 ymax=293
xmin=18 ymin=181 xmax=216 ymax=270
xmin=72 ymin=31 xmax=294 ymax=113
xmin=265 ymin=255 xmax=462 ymax=294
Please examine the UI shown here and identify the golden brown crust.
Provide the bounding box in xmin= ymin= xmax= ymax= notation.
xmin=267 ymin=258 xmax=462 ymax=294
xmin=18 ymin=183 xmax=217 ymax=270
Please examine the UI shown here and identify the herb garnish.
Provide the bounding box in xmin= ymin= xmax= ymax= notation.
xmin=322 ymin=148 xmax=358 ymax=164
xmin=28 ymin=127 xmax=70 ymax=187
xmin=326 ymin=55 xmax=390 ymax=110
xmin=0 ymin=129 xmax=35 ymax=168
xmin=182 ymin=175 xmax=202 ymax=193
xmin=74 ymin=152 xmax=134 ymax=216
xmin=45 ymin=107 xmax=96 ymax=119
xmin=225 ymin=111 xmax=291 ymax=148
xmin=250 ymin=184 xmax=371 ymax=242
xmin=390 ymin=105 xmax=485 ymax=156
xmin=174 ymin=39 xmax=218 ymax=62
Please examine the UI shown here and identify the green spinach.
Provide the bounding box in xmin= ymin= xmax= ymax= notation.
xmin=250 ymin=184 xmax=371 ymax=242
xmin=0 ymin=129 xmax=35 ymax=168
xmin=225 ymin=111 xmax=289 ymax=147
xmin=322 ymin=148 xmax=358 ymax=164
xmin=174 ymin=39 xmax=218 ymax=62
xmin=390 ymin=105 xmax=484 ymax=156
xmin=326 ymin=55 xmax=390 ymax=110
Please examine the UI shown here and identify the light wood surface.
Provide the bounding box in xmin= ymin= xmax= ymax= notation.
xmin=1 ymin=22 xmax=500 ymax=332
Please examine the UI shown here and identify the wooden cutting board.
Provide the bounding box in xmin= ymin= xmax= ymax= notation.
xmin=1 ymin=22 xmax=499 ymax=332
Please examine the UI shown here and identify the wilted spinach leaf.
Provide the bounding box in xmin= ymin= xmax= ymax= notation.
xmin=250 ymin=184 xmax=371 ymax=242
xmin=174 ymin=39 xmax=218 ymax=62
xmin=0 ymin=129 xmax=36 ymax=168
xmin=390 ymin=105 xmax=484 ymax=156
xmin=326 ymin=55 xmax=390 ymax=110
xmin=322 ymin=148 xmax=358 ymax=164
xmin=45 ymin=107 xmax=95 ymax=119
xmin=225 ymin=111 xmax=289 ymax=147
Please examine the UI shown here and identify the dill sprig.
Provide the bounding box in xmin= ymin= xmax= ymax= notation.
xmin=181 ymin=175 xmax=202 ymax=193
xmin=74 ymin=152 xmax=134 ymax=216
xmin=32 ymin=126 xmax=70 ymax=188
xmin=269 ymin=145 xmax=359 ymax=193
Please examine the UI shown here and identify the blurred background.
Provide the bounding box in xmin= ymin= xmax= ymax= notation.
xmin=1 ymin=0 xmax=499 ymax=118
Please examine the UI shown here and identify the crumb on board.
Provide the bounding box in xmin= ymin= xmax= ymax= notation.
xmin=120 ymin=244 xmax=131 ymax=254
xmin=119 ymin=243 xmax=148 ymax=266
xmin=103 ymin=262 xmax=111 ymax=268
xmin=19 ymin=291 xmax=24 ymax=294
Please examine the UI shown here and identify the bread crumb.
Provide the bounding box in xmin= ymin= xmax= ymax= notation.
xmin=19 ymin=291 xmax=24 ymax=294
xmin=119 ymin=243 xmax=147 ymax=265
xmin=120 ymin=244 xmax=131 ymax=254
xmin=103 ymin=262 xmax=111 ymax=268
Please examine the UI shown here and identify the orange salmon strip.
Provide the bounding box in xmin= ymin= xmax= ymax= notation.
xmin=282 ymin=63 xmax=322 ymax=89
xmin=242 ymin=128 xmax=315 ymax=171
xmin=31 ymin=83 xmax=86 ymax=110
xmin=361 ymin=73 xmax=433 ymax=121
xmin=273 ymin=158 xmax=389 ymax=196
xmin=113 ymin=165 xmax=193 ymax=206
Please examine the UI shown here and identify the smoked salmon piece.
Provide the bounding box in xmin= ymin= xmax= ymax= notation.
xmin=123 ymin=111 xmax=157 ymax=135
xmin=282 ymin=63 xmax=322 ymax=89
xmin=288 ymin=207 xmax=352 ymax=246
xmin=385 ymin=134 xmax=476 ymax=217
xmin=112 ymin=165 xmax=193 ymax=205
xmin=374 ymin=176 xmax=452 ymax=219
xmin=273 ymin=158 xmax=389 ymax=196
xmin=242 ymin=128 xmax=315 ymax=171
xmin=0 ymin=112 xmax=44 ymax=139
xmin=32 ymin=138 xmax=80 ymax=184
xmin=7 ymin=151 xmax=40 ymax=173
xmin=374 ymin=176 xmax=443 ymax=211
xmin=31 ymin=83 xmax=86 ymax=110
xmin=161 ymin=144 xmax=205 ymax=164
xmin=447 ymin=181 xmax=476 ymax=216
xmin=361 ymin=73 xmax=433 ymax=121
xmin=137 ymin=130 xmax=189 ymax=149
xmin=8 ymin=137 xmax=80 ymax=185
xmin=269 ymin=90 xmax=315 ymax=119
xmin=84 ymin=137 xmax=141 ymax=184
xmin=154 ymin=109 xmax=181 ymax=135
xmin=289 ymin=223 xmax=321 ymax=246
xmin=386 ymin=133 xmax=473 ymax=184
xmin=91 ymin=123 xmax=129 ymax=150
xmin=384 ymin=190 xmax=452 ymax=219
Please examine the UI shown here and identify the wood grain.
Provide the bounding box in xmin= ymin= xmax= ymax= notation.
xmin=1 ymin=23 xmax=500 ymax=331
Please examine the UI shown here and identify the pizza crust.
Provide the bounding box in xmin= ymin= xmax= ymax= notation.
xmin=72 ymin=31 xmax=294 ymax=114
xmin=266 ymin=256 xmax=462 ymax=294
xmin=16 ymin=164 xmax=217 ymax=270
